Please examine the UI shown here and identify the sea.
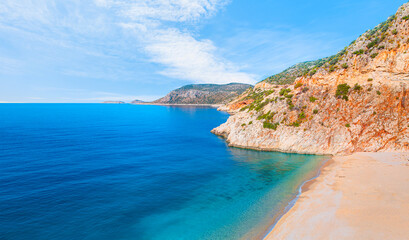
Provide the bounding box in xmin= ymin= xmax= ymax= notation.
xmin=0 ymin=104 xmax=327 ymax=240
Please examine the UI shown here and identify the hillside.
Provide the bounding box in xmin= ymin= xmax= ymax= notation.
xmin=212 ymin=3 xmax=409 ymax=155
xmin=153 ymin=83 xmax=252 ymax=105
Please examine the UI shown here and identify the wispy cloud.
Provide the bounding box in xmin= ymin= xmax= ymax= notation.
xmin=0 ymin=0 xmax=255 ymax=85
xmin=97 ymin=0 xmax=255 ymax=84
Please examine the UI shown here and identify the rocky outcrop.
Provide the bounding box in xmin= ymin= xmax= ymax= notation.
xmin=102 ymin=101 xmax=126 ymax=104
xmin=154 ymin=83 xmax=252 ymax=105
xmin=212 ymin=3 xmax=409 ymax=155
xmin=131 ymin=99 xmax=145 ymax=104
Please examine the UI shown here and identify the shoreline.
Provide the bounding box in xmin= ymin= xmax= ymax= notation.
xmin=260 ymin=157 xmax=333 ymax=239
xmin=263 ymin=152 xmax=409 ymax=239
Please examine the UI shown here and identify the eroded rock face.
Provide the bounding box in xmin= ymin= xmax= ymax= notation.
xmin=212 ymin=81 xmax=409 ymax=155
xmin=212 ymin=4 xmax=409 ymax=155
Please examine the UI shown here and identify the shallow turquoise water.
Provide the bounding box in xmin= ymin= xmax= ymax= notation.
xmin=0 ymin=104 xmax=326 ymax=240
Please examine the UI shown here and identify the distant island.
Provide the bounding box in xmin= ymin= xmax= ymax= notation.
xmin=130 ymin=99 xmax=145 ymax=104
xmin=102 ymin=101 xmax=125 ymax=104
xmin=153 ymin=83 xmax=252 ymax=105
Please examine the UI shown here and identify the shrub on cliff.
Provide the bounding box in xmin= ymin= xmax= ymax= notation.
xmin=336 ymin=84 xmax=351 ymax=100
xmin=263 ymin=122 xmax=279 ymax=130
xmin=279 ymin=88 xmax=291 ymax=96
xmin=257 ymin=111 xmax=276 ymax=121
xmin=353 ymin=83 xmax=362 ymax=91
xmin=298 ymin=111 xmax=306 ymax=120
xmin=353 ymin=49 xmax=365 ymax=55
xmin=309 ymin=69 xmax=317 ymax=76
xmin=309 ymin=96 xmax=317 ymax=103
xmin=370 ymin=53 xmax=379 ymax=59
xmin=367 ymin=38 xmax=380 ymax=49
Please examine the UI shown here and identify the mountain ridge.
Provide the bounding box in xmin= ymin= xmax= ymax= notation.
xmin=212 ymin=3 xmax=409 ymax=155
xmin=153 ymin=83 xmax=253 ymax=105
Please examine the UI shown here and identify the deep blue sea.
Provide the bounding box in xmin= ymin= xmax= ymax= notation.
xmin=0 ymin=104 xmax=326 ymax=240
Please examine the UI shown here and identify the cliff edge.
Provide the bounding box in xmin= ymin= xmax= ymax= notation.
xmin=212 ymin=3 xmax=409 ymax=155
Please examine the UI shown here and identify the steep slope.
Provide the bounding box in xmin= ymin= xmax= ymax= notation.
xmin=154 ymin=83 xmax=252 ymax=105
xmin=212 ymin=3 xmax=409 ymax=155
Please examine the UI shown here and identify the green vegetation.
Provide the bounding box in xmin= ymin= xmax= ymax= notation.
xmin=294 ymin=82 xmax=303 ymax=88
xmin=353 ymin=83 xmax=362 ymax=91
xmin=345 ymin=123 xmax=351 ymax=128
xmin=309 ymin=96 xmax=318 ymax=103
xmin=403 ymin=15 xmax=409 ymax=20
xmin=290 ymin=121 xmax=300 ymax=127
xmin=263 ymin=60 xmax=322 ymax=85
xmin=263 ymin=122 xmax=280 ymax=130
xmin=370 ymin=53 xmax=379 ymax=59
xmin=392 ymin=29 xmax=398 ymax=35
xmin=298 ymin=111 xmax=306 ymax=120
xmin=279 ymin=88 xmax=291 ymax=96
xmin=376 ymin=90 xmax=381 ymax=95
xmin=248 ymin=121 xmax=253 ymax=125
xmin=336 ymin=83 xmax=351 ymax=101
xmin=353 ymin=49 xmax=365 ymax=55
xmin=309 ymin=69 xmax=317 ymax=76
xmin=342 ymin=63 xmax=348 ymax=69
xmin=367 ymin=37 xmax=380 ymax=49
xmin=287 ymin=99 xmax=295 ymax=110
xmin=257 ymin=111 xmax=276 ymax=121
xmin=264 ymin=90 xmax=275 ymax=96
xmin=254 ymin=100 xmax=270 ymax=112
xmin=242 ymin=89 xmax=277 ymax=112
xmin=241 ymin=123 xmax=246 ymax=127
xmin=313 ymin=109 xmax=319 ymax=114
xmin=367 ymin=78 xmax=373 ymax=82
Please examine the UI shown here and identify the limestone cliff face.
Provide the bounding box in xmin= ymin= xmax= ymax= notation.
xmin=212 ymin=4 xmax=409 ymax=155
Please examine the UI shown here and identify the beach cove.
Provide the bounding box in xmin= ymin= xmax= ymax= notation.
xmin=265 ymin=152 xmax=409 ymax=239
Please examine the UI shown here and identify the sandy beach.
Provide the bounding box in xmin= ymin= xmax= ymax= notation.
xmin=265 ymin=152 xmax=409 ymax=240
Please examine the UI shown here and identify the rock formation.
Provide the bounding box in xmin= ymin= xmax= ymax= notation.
xmin=154 ymin=83 xmax=252 ymax=105
xmin=212 ymin=3 xmax=409 ymax=155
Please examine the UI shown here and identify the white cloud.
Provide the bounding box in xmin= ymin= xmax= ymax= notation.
xmin=143 ymin=28 xmax=255 ymax=84
xmin=0 ymin=0 xmax=254 ymax=85
xmin=95 ymin=0 xmax=255 ymax=84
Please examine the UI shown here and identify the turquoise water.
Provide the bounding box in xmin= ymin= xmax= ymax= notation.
xmin=0 ymin=104 xmax=326 ymax=240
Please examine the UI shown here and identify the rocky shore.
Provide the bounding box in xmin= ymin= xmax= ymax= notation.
xmin=212 ymin=4 xmax=409 ymax=155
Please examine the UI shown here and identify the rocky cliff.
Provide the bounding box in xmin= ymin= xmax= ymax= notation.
xmin=154 ymin=83 xmax=252 ymax=105
xmin=212 ymin=3 xmax=409 ymax=155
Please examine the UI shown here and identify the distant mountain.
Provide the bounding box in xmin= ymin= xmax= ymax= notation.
xmin=102 ymin=101 xmax=125 ymax=104
xmin=131 ymin=99 xmax=145 ymax=104
xmin=154 ymin=83 xmax=253 ymax=105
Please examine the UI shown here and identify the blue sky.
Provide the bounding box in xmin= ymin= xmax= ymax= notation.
xmin=0 ymin=0 xmax=407 ymax=103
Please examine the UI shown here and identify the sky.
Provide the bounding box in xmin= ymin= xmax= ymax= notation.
xmin=0 ymin=0 xmax=407 ymax=103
